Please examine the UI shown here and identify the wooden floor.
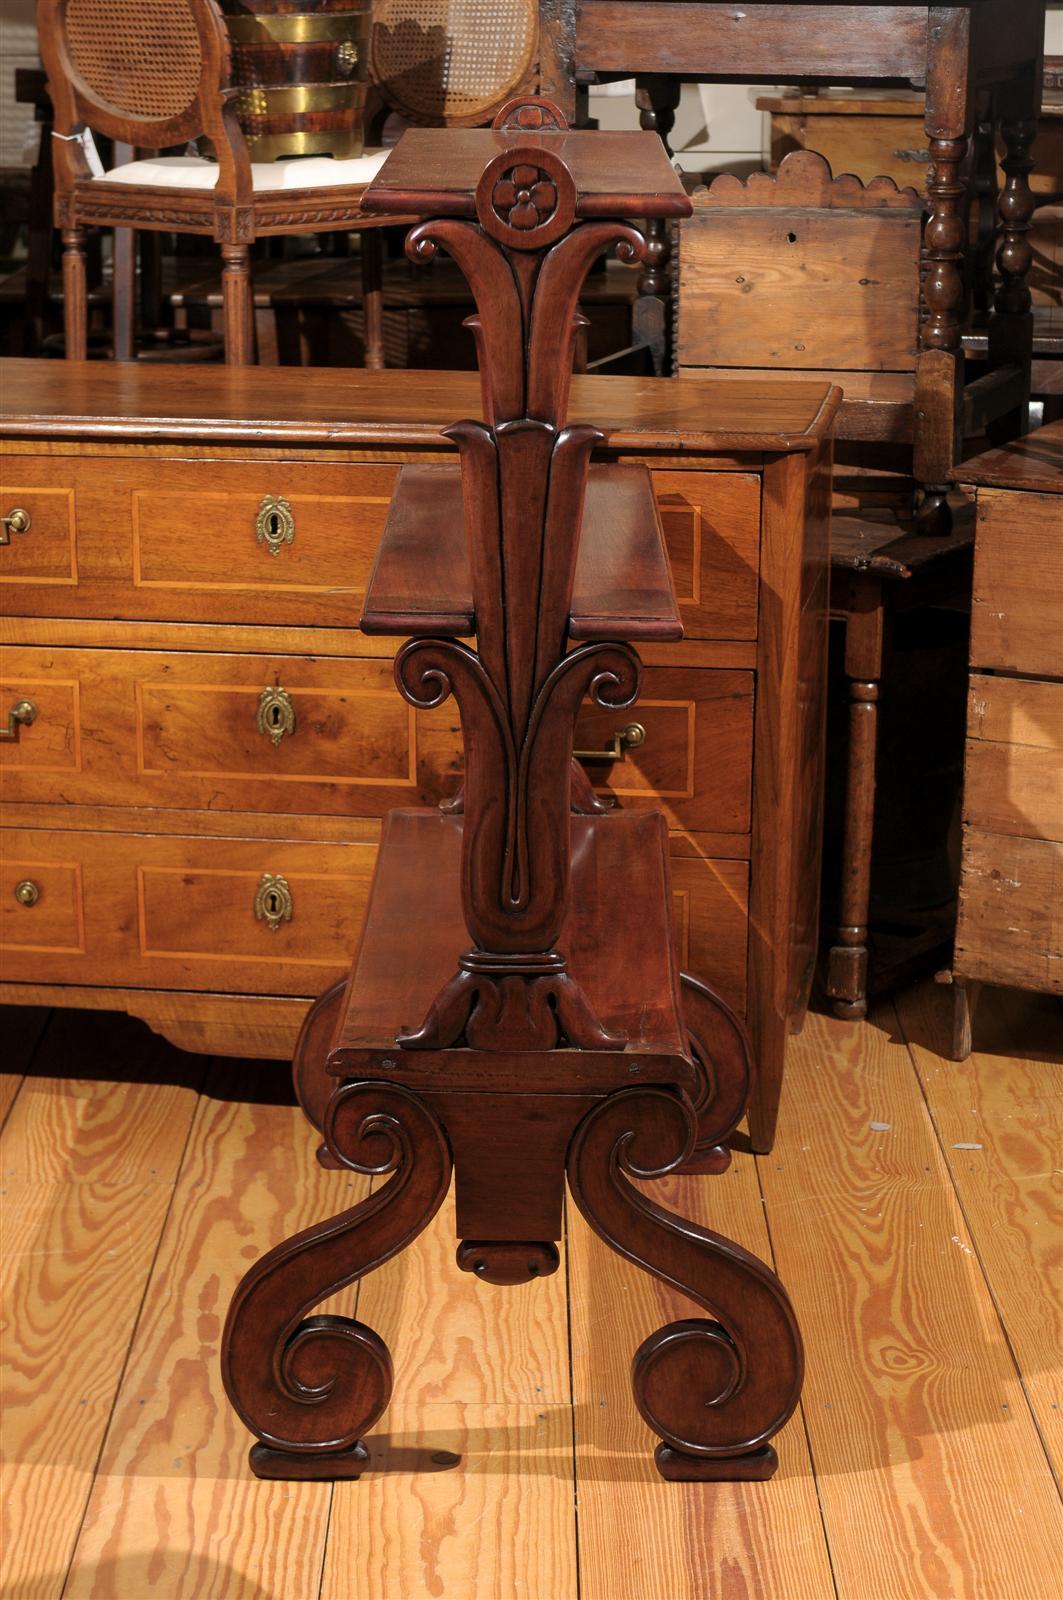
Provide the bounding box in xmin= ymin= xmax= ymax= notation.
xmin=2 ymin=983 xmax=1060 ymax=1600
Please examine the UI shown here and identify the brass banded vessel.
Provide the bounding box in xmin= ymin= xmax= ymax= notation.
xmin=221 ymin=0 xmax=371 ymax=161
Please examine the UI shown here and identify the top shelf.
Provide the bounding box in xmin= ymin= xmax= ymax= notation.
xmin=361 ymin=127 xmax=692 ymax=222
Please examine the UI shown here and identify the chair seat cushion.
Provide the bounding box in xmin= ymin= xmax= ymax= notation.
xmin=99 ymin=149 xmax=390 ymax=192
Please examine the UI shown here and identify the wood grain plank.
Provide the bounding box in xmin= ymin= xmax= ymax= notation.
xmin=1 ymin=1012 xmax=203 ymax=1600
xmin=761 ymin=1006 xmax=1063 ymax=1600
xmin=896 ymin=981 xmax=1063 ymax=1482
xmin=1 ymin=1009 xmax=205 ymax=1187
xmin=955 ymin=832 xmax=1063 ymax=994
xmin=321 ymin=1190 xmax=577 ymax=1599
xmin=0 ymin=1004 xmax=48 ymax=1129
xmin=570 ymin=1159 xmax=835 ymax=1600
xmin=64 ymin=1059 xmax=362 ymax=1600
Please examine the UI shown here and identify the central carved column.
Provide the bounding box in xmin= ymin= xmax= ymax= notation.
xmin=391 ymin=105 xmax=649 ymax=1053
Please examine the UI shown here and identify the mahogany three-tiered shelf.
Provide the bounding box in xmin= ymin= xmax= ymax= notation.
xmin=219 ymin=98 xmax=803 ymax=1486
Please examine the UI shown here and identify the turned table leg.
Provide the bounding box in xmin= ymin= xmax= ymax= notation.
xmin=61 ymin=226 xmax=88 ymax=360
xmin=827 ymin=574 xmax=886 ymax=1020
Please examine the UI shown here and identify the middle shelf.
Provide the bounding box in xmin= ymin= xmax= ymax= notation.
xmin=360 ymin=461 xmax=684 ymax=641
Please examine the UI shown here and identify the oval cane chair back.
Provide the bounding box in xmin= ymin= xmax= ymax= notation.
xmin=369 ymin=0 xmax=538 ymax=128
xmin=37 ymin=0 xmax=232 ymax=149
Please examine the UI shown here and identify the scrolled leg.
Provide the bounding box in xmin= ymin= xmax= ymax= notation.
xmin=567 ymin=1087 xmax=802 ymax=1480
xmin=221 ymin=1081 xmax=452 ymax=1480
xmin=676 ymin=972 xmax=752 ymax=1174
xmin=291 ymin=976 xmax=347 ymax=1168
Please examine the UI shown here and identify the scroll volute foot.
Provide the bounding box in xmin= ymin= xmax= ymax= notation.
xmin=456 ymin=1240 xmax=561 ymax=1284
xmin=654 ymin=1443 xmax=779 ymax=1482
xmin=250 ymin=1439 xmax=370 ymax=1481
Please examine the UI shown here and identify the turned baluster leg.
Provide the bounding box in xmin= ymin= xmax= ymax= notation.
xmin=827 ymin=575 xmax=886 ymax=1020
xmin=61 ymin=226 xmax=88 ymax=360
xmin=915 ymin=129 xmax=969 ymax=533
xmin=221 ymin=241 xmax=255 ymax=365
xmin=634 ymin=76 xmax=680 ymax=375
xmin=567 ymin=1088 xmax=802 ymax=1480
xmin=987 ymin=108 xmax=1037 ymax=443
xmin=222 ymin=1080 xmax=452 ymax=1479
xmin=361 ymin=228 xmax=385 ymax=371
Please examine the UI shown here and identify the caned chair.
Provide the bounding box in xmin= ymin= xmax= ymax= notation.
xmin=37 ymin=0 xmax=394 ymax=364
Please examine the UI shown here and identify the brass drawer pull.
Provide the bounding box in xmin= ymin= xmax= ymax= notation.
xmin=0 ymin=699 xmax=37 ymax=742
xmin=255 ymin=495 xmax=295 ymax=557
xmin=574 ymin=722 xmax=646 ymax=763
xmin=256 ymin=684 xmax=296 ymax=746
xmin=255 ymin=872 xmax=293 ymax=932
xmin=14 ymin=880 xmax=39 ymax=907
xmin=1 ymin=507 xmax=31 ymax=544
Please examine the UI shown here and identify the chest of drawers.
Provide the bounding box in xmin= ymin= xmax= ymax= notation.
xmin=948 ymin=423 xmax=1063 ymax=1055
xmin=0 ymin=360 xmax=836 ymax=1150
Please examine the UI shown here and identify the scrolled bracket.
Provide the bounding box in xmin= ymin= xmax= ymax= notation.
xmin=221 ymin=1081 xmax=452 ymax=1478
xmin=566 ymin=1087 xmax=803 ymax=1479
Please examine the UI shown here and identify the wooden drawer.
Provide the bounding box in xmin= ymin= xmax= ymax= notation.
xmin=972 ymin=489 xmax=1063 ymax=676
xmin=577 ymin=666 xmax=753 ymax=834
xmin=955 ymin=832 xmax=1063 ymax=995
xmin=0 ymin=828 xmax=378 ymax=994
xmin=1 ymin=647 xmax=752 ymax=833
xmin=650 ymin=470 xmax=760 ymax=639
xmin=0 ymin=457 xmax=397 ymax=630
xmin=965 ymin=675 xmax=1063 ymax=844
xmin=0 ymin=825 xmax=749 ymax=1010
xmin=0 ymin=484 xmax=77 ymax=584
xmin=669 ymin=844 xmax=748 ymax=1012
xmin=1 ymin=456 xmax=760 ymax=642
xmin=0 ymin=645 xmax=460 ymax=817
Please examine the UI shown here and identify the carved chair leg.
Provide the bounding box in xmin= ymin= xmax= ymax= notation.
xmin=221 ymin=1080 xmax=452 ymax=1479
xmin=61 ymin=226 xmax=88 ymax=360
xmin=674 ymin=972 xmax=751 ymax=1175
xmin=567 ymin=1087 xmax=802 ymax=1481
xmin=292 ymin=976 xmax=348 ymax=1167
xmin=221 ymin=242 xmax=256 ymax=365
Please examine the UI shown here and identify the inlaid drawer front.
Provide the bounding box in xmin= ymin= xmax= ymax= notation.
xmin=669 ymin=846 xmax=749 ymax=1014
xmin=651 ymin=470 xmax=760 ymax=640
xmin=0 ymin=646 xmax=461 ymax=816
xmin=0 ymin=828 xmax=377 ymax=994
xmin=3 ymin=456 xmax=762 ymax=640
xmin=576 ymin=666 xmax=753 ymax=834
xmin=0 ymin=674 xmax=81 ymax=770
xmin=0 ymin=481 xmax=77 ymax=584
xmin=0 ymin=457 xmax=397 ymax=628
xmin=0 ymin=858 xmax=84 ymax=953
xmin=972 ymin=488 xmax=1063 ymax=676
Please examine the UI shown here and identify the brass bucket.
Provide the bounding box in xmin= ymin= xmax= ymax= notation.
xmin=221 ymin=0 xmax=371 ymax=161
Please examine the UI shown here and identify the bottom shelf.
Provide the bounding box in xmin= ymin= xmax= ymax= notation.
xmin=329 ymin=807 xmax=690 ymax=1067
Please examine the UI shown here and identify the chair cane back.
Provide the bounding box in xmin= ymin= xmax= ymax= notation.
xmin=37 ymin=0 xmax=395 ymax=366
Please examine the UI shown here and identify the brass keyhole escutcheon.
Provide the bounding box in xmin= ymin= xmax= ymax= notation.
xmin=255 ymin=872 xmax=293 ymax=933
xmin=256 ymin=684 xmax=296 ymax=747
xmin=1 ymin=507 xmax=31 ymax=545
xmin=14 ymin=880 xmax=39 ymax=907
xmin=255 ymin=494 xmax=295 ymax=557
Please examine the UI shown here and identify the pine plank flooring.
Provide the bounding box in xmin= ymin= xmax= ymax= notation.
xmin=1 ymin=984 xmax=1060 ymax=1600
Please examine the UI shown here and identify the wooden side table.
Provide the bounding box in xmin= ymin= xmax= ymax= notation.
xmin=942 ymin=421 xmax=1063 ymax=1055
xmin=824 ymin=516 xmax=974 ymax=1018
xmin=219 ymin=98 xmax=807 ymax=1487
